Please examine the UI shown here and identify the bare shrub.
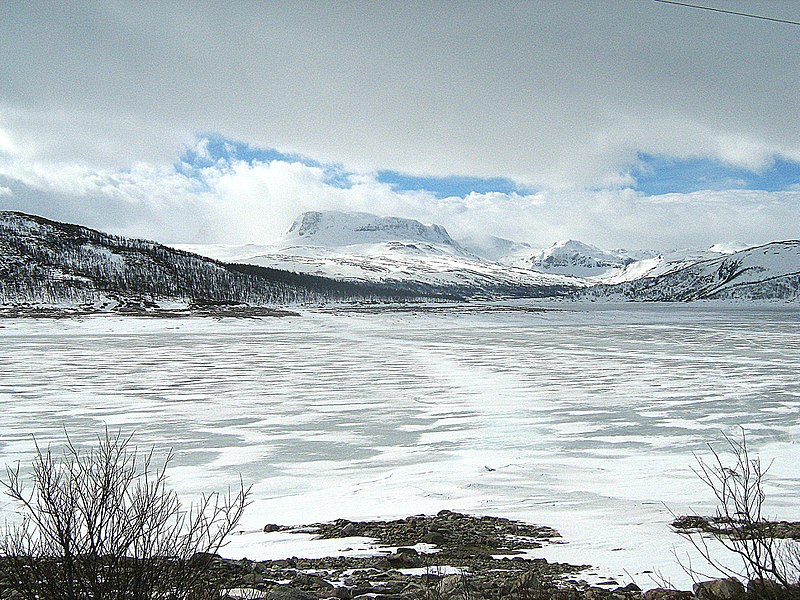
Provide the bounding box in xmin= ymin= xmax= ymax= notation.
xmin=0 ymin=429 xmax=250 ymax=600
xmin=677 ymin=429 xmax=800 ymax=598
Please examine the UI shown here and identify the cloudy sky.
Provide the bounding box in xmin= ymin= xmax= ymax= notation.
xmin=1 ymin=0 xmax=798 ymax=250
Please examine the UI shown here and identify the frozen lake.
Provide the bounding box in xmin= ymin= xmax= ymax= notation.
xmin=1 ymin=302 xmax=798 ymax=588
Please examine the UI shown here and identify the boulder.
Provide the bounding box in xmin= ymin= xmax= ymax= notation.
xmin=328 ymin=587 xmax=353 ymax=599
xmin=643 ymin=588 xmax=694 ymax=600
xmin=267 ymin=586 xmax=317 ymax=600
xmin=438 ymin=573 xmax=472 ymax=599
xmin=746 ymin=579 xmax=787 ymax=599
xmin=380 ymin=547 xmax=421 ymax=568
xmin=291 ymin=573 xmax=334 ymax=590
xmin=422 ymin=531 xmax=446 ymax=545
xmin=693 ymin=578 xmax=745 ymax=600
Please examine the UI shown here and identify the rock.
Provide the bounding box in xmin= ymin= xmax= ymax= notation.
xmin=291 ymin=573 xmax=334 ymax=590
xmin=422 ymin=531 xmax=446 ymax=545
xmin=272 ymin=559 xmax=294 ymax=568
xmin=511 ymin=570 xmax=543 ymax=593
xmin=746 ymin=579 xmax=786 ymax=599
xmin=381 ymin=548 xmax=421 ymax=568
xmin=329 ymin=587 xmax=353 ymax=599
xmin=263 ymin=523 xmax=283 ymax=533
xmin=693 ymin=578 xmax=746 ymax=600
xmin=267 ymin=586 xmax=317 ymax=600
xmin=233 ymin=573 xmax=267 ymax=587
xmin=643 ymin=588 xmax=694 ymax=600
xmin=188 ymin=552 xmax=220 ymax=567
xmin=401 ymin=582 xmax=426 ymax=596
xmin=438 ymin=573 xmax=472 ymax=599
xmin=340 ymin=523 xmax=358 ymax=536
xmin=672 ymin=516 xmax=715 ymax=531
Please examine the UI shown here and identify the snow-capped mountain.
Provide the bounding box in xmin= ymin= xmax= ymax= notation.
xmin=4 ymin=210 xmax=797 ymax=307
xmin=505 ymin=239 xmax=653 ymax=278
xmin=456 ymin=234 xmax=533 ymax=262
xmin=600 ymin=247 xmax=729 ymax=284
xmin=278 ymin=211 xmax=464 ymax=251
xmin=176 ymin=210 xmax=799 ymax=302
xmin=178 ymin=211 xmax=585 ymax=297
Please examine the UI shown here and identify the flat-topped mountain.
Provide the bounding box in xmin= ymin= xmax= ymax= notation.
xmin=279 ymin=211 xmax=463 ymax=251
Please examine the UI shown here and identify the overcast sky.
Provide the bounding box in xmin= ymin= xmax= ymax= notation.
xmin=1 ymin=0 xmax=798 ymax=250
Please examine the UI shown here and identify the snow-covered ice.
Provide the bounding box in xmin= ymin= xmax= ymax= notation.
xmin=0 ymin=302 xmax=798 ymax=589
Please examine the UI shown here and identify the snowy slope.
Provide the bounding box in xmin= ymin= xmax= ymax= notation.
xmin=587 ymin=241 xmax=800 ymax=301
xmin=457 ymin=234 xmax=533 ymax=262
xmin=0 ymin=211 xmax=445 ymax=309
xmin=178 ymin=211 xmax=585 ymax=297
xmin=8 ymin=209 xmax=794 ymax=306
xmin=600 ymin=247 xmax=726 ymax=284
xmin=177 ymin=211 xmax=799 ymax=301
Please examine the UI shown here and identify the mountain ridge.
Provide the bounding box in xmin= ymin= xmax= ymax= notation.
xmin=0 ymin=210 xmax=460 ymax=311
xmin=2 ymin=210 xmax=797 ymax=308
xmin=584 ymin=240 xmax=800 ymax=301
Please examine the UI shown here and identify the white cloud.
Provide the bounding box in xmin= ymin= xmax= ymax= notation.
xmin=0 ymin=128 xmax=16 ymax=156
xmin=1 ymin=154 xmax=797 ymax=250
xmin=1 ymin=2 xmax=797 ymax=247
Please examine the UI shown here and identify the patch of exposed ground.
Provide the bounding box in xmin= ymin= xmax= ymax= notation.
xmin=671 ymin=515 xmax=800 ymax=540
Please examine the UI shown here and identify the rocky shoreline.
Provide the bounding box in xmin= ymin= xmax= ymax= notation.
xmin=215 ymin=511 xmax=594 ymax=600
xmin=0 ymin=301 xmax=300 ymax=319
xmin=204 ymin=511 xmax=796 ymax=600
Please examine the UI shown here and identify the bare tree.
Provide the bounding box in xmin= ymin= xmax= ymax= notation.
xmin=676 ymin=429 xmax=800 ymax=598
xmin=0 ymin=429 xmax=251 ymax=600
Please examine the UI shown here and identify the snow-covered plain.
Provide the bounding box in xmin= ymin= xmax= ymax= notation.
xmin=0 ymin=302 xmax=798 ymax=588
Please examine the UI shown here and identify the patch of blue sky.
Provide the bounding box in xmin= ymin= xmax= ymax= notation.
xmin=633 ymin=153 xmax=800 ymax=195
xmin=180 ymin=134 xmax=321 ymax=168
xmin=176 ymin=134 xmax=352 ymax=187
xmin=376 ymin=171 xmax=524 ymax=198
xmin=177 ymin=134 xmax=530 ymax=197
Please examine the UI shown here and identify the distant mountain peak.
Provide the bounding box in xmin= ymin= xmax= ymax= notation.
xmin=280 ymin=210 xmax=460 ymax=248
xmin=511 ymin=238 xmax=637 ymax=277
xmin=708 ymin=242 xmax=751 ymax=254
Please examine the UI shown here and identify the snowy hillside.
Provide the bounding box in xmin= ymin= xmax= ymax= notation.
xmin=3 ymin=210 xmax=797 ymax=306
xmin=586 ymin=241 xmax=800 ymax=301
xmin=600 ymin=247 xmax=728 ymax=284
xmin=445 ymin=234 xmax=532 ymax=262
xmin=0 ymin=211 xmax=440 ymax=310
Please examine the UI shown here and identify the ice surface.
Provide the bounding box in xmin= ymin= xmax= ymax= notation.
xmin=0 ymin=302 xmax=798 ymax=589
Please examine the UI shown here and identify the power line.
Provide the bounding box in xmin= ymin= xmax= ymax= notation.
xmin=653 ymin=0 xmax=800 ymax=26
